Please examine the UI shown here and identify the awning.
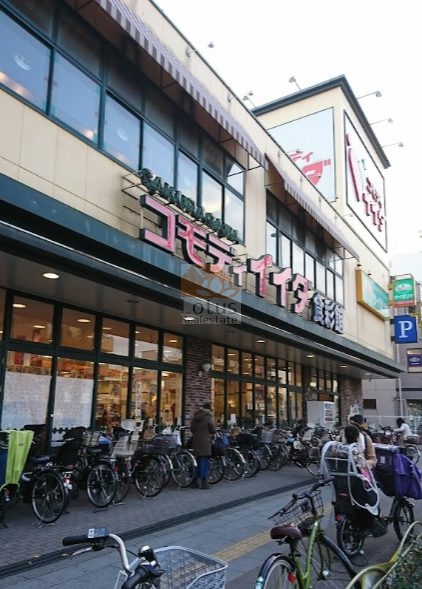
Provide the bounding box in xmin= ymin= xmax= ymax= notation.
xmin=93 ymin=0 xmax=265 ymax=167
xmin=267 ymin=155 xmax=360 ymax=261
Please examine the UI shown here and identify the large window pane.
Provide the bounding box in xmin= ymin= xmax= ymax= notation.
xmin=11 ymin=295 xmax=53 ymax=343
xmin=0 ymin=11 xmax=50 ymax=109
xmin=96 ymin=363 xmax=128 ymax=433
xmin=57 ymin=8 xmax=100 ymax=75
xmin=305 ymin=253 xmax=315 ymax=287
xmin=292 ymin=242 xmax=304 ymax=275
xmin=131 ymin=367 xmax=157 ymax=425
xmin=4 ymin=0 xmax=54 ymax=35
xmin=227 ymin=381 xmax=240 ymax=426
xmin=212 ymin=345 xmax=225 ymax=372
xmin=145 ymin=86 xmax=174 ymax=138
xmin=104 ymin=95 xmax=140 ymax=169
xmin=134 ymin=326 xmax=159 ymax=361
xmin=108 ymin=52 xmax=143 ymax=110
xmin=60 ymin=307 xmax=95 ymax=350
xmin=142 ymin=123 xmax=174 ymax=184
xmin=335 ymin=276 xmax=344 ymax=305
xmin=2 ymin=351 xmax=52 ymax=429
xmin=227 ymin=349 xmax=239 ymax=375
xmin=315 ymin=261 xmax=326 ymax=293
xmin=53 ymin=358 xmax=94 ymax=435
xmin=203 ymin=136 xmax=223 ymax=176
xmin=225 ymin=159 xmax=244 ymax=194
xmin=179 ymin=119 xmax=199 ymax=158
xmin=202 ymin=172 xmax=222 ymax=218
xmin=177 ymin=151 xmax=198 ymax=201
xmin=266 ymin=222 xmax=277 ymax=263
xmin=224 ymin=189 xmax=244 ymax=241
xmin=280 ymin=235 xmax=291 ymax=268
xmin=51 ymin=54 xmax=100 ymax=141
xmin=101 ymin=318 xmax=130 ymax=356
xmin=162 ymin=332 xmax=183 ymax=365
xmin=160 ymin=371 xmax=182 ymax=426
xmin=213 ymin=378 xmax=224 ymax=427
xmin=326 ymin=270 xmax=335 ymax=299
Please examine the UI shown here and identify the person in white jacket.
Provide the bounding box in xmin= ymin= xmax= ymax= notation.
xmin=394 ymin=417 xmax=412 ymax=441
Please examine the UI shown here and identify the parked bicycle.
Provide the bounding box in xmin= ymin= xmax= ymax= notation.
xmin=1 ymin=430 xmax=69 ymax=526
xmin=255 ymin=476 xmax=357 ymax=588
xmin=369 ymin=425 xmax=420 ymax=464
xmin=62 ymin=527 xmax=227 ymax=588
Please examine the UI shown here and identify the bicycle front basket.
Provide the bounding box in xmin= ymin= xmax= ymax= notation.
xmin=154 ymin=546 xmax=227 ymax=589
xmin=273 ymin=490 xmax=324 ymax=531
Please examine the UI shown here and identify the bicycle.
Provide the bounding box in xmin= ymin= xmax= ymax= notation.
xmin=62 ymin=527 xmax=227 ymax=588
xmin=254 ymin=476 xmax=358 ymax=588
xmin=344 ymin=520 xmax=422 ymax=589
xmin=1 ymin=430 xmax=69 ymax=526
xmin=370 ymin=426 xmax=420 ymax=464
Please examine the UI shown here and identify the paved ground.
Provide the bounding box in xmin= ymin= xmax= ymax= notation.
xmin=0 ymin=463 xmax=314 ymax=580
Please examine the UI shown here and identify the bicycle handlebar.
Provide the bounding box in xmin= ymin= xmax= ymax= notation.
xmin=269 ymin=476 xmax=334 ymax=519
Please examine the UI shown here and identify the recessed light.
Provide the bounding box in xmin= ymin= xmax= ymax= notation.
xmin=183 ymin=316 xmax=195 ymax=322
xmin=256 ymin=339 xmax=266 ymax=343
xmin=169 ymin=339 xmax=178 ymax=343
xmin=77 ymin=318 xmax=91 ymax=323
xmin=13 ymin=303 xmax=26 ymax=308
xmin=102 ymin=326 xmax=112 ymax=331
xmin=43 ymin=272 xmax=59 ymax=279
xmin=228 ymin=353 xmax=235 ymax=356
xmin=340 ymin=365 xmax=347 ymax=368
xmin=33 ymin=325 xmax=46 ymax=329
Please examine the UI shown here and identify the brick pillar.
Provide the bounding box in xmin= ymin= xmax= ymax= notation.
xmin=184 ymin=335 xmax=212 ymax=425
xmin=338 ymin=376 xmax=362 ymax=425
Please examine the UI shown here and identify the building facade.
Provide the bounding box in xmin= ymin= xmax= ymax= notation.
xmin=0 ymin=0 xmax=403 ymax=446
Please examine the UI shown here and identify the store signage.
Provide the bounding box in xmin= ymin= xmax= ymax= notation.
xmin=407 ymin=349 xmax=422 ymax=372
xmin=393 ymin=315 xmax=418 ymax=344
xmin=136 ymin=168 xmax=239 ymax=242
xmin=391 ymin=275 xmax=416 ymax=307
xmin=356 ymin=269 xmax=390 ymax=319
xmin=311 ymin=293 xmax=344 ymax=333
xmin=140 ymin=193 xmax=344 ymax=332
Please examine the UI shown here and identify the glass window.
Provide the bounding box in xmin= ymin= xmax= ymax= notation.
xmin=326 ymin=270 xmax=335 ymax=299
xmin=104 ymin=95 xmax=140 ymax=169
xmin=277 ymin=387 xmax=287 ymax=424
xmin=241 ymin=381 xmax=253 ymax=427
xmin=131 ymin=367 xmax=157 ymax=425
xmin=53 ymin=358 xmax=94 ymax=432
xmin=108 ymin=52 xmax=143 ymax=110
xmin=212 ymin=345 xmax=225 ymax=372
xmin=145 ymin=86 xmax=174 ymax=138
xmin=142 ymin=123 xmax=174 ymax=184
xmin=2 ymin=351 xmax=52 ymax=429
xmin=255 ymin=382 xmax=265 ymax=424
xmin=335 ymin=257 xmax=343 ymax=275
xmin=203 ymin=136 xmax=223 ymax=176
xmin=305 ymin=253 xmax=315 ymax=287
xmin=57 ymin=8 xmax=100 ymax=75
xmin=279 ymin=208 xmax=292 ymax=233
xmin=226 ymin=349 xmax=239 ymax=375
xmin=227 ymin=380 xmax=240 ymax=426
xmin=306 ymin=230 xmax=317 ymax=255
xmin=11 ymin=295 xmax=53 ymax=343
xmin=335 ymin=276 xmax=344 ymax=305
xmin=5 ymin=0 xmax=54 ymax=35
xmin=0 ymin=288 xmax=5 ymax=340
xmin=267 ymin=386 xmax=276 ymax=424
xmin=225 ymin=159 xmax=244 ymax=194
xmin=267 ymin=358 xmax=277 ymax=380
xmin=255 ymin=355 xmax=264 ymax=378
xmin=242 ymin=351 xmax=252 ymax=376
xmin=96 ymin=363 xmax=128 ymax=433
xmin=179 ymin=119 xmax=199 ymax=158
xmin=160 ymin=371 xmax=182 ymax=426
xmin=224 ymin=189 xmax=244 ymax=241
xmin=60 ymin=308 xmax=95 ymax=350
xmin=213 ymin=378 xmax=225 ymax=427
xmin=266 ymin=222 xmax=277 ymax=263
xmin=267 ymin=194 xmax=278 ymax=224
xmin=135 ymin=326 xmax=159 ymax=361
xmin=280 ymin=235 xmax=291 ymax=268
xmin=101 ymin=318 xmax=130 ymax=356
xmin=0 ymin=11 xmax=50 ymax=109
xmin=315 ymin=261 xmax=326 ymax=293
xmin=162 ymin=332 xmax=183 ymax=365
xmin=277 ymin=360 xmax=287 ymax=385
xmin=292 ymin=242 xmax=304 ymax=275
xmin=51 ymin=54 xmax=100 ymax=141
xmin=202 ymin=172 xmax=222 ymax=218
xmin=177 ymin=151 xmax=198 ymax=201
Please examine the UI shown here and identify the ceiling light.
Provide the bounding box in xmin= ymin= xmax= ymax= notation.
xmin=169 ymin=339 xmax=178 ymax=343
xmin=13 ymin=303 xmax=26 ymax=308
xmin=306 ymin=354 xmax=315 ymax=358
xmin=256 ymin=339 xmax=266 ymax=343
xmin=33 ymin=325 xmax=46 ymax=329
xmin=77 ymin=318 xmax=91 ymax=323
xmin=102 ymin=326 xmax=112 ymax=331
xmin=183 ymin=316 xmax=195 ymax=322
xmin=340 ymin=365 xmax=348 ymax=368
xmin=43 ymin=272 xmax=59 ymax=279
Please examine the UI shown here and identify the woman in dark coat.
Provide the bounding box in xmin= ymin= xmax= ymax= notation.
xmin=190 ymin=402 xmax=216 ymax=489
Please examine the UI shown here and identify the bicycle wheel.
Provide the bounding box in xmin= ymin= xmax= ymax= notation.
xmin=222 ymin=447 xmax=245 ymax=481
xmin=267 ymin=444 xmax=285 ymax=471
xmin=305 ymin=452 xmax=321 ymax=476
xmin=393 ymin=497 xmax=415 ymax=540
xmin=171 ymin=449 xmax=196 ymax=488
xmin=208 ymin=456 xmax=224 ymax=484
xmin=336 ymin=514 xmax=365 ymax=558
xmin=239 ymin=448 xmax=260 ymax=478
xmin=113 ymin=458 xmax=131 ymax=503
xmin=256 ymin=445 xmax=271 ymax=470
xmin=86 ymin=462 xmax=117 ymax=508
xmin=255 ymin=554 xmax=294 ymax=588
xmin=307 ymin=533 xmax=357 ymax=587
xmin=134 ymin=455 xmax=167 ymax=498
xmin=31 ymin=470 xmax=68 ymax=524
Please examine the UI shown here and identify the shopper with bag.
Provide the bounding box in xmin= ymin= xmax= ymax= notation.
xmin=190 ymin=402 xmax=217 ymax=489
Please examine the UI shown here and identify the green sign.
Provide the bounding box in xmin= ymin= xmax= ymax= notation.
xmin=392 ymin=276 xmax=416 ymax=307
xmin=357 ymin=271 xmax=390 ymax=319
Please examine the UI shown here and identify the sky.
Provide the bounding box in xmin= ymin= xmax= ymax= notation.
xmin=154 ymin=0 xmax=421 ymax=259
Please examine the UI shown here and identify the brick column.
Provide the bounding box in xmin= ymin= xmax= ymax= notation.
xmin=338 ymin=376 xmax=362 ymax=425
xmin=184 ymin=335 xmax=212 ymax=425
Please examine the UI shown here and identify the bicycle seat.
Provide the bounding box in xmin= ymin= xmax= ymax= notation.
xmin=270 ymin=525 xmax=302 ymax=540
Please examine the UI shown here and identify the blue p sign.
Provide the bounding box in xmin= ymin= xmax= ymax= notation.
xmin=393 ymin=315 xmax=418 ymax=343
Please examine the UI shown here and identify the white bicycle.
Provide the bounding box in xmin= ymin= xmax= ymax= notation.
xmin=62 ymin=527 xmax=227 ymax=588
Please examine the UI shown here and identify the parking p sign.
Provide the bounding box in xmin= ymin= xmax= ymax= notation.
xmin=393 ymin=315 xmax=418 ymax=343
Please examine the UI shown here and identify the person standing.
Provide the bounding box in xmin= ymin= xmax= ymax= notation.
xmin=190 ymin=401 xmax=216 ymax=489
xmin=394 ymin=417 xmax=412 ymax=442
xmin=343 ymin=414 xmax=377 ymax=469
